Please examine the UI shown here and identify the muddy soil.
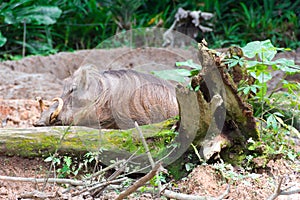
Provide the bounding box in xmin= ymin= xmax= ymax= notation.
xmin=0 ymin=47 xmax=299 ymax=199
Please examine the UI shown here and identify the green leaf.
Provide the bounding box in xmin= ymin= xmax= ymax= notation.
xmin=246 ymin=60 xmax=260 ymax=68
xmin=287 ymin=152 xmax=297 ymax=161
xmin=242 ymin=40 xmax=277 ymax=61
xmin=248 ymin=145 xmax=255 ymax=151
xmin=243 ymin=87 xmax=250 ymax=94
xmin=229 ymin=60 xmax=239 ymax=68
xmin=258 ymin=72 xmax=272 ymax=83
xmin=185 ymin=163 xmax=194 ymax=172
xmin=250 ymin=85 xmax=258 ymax=94
xmin=64 ymin=156 xmax=72 ymax=167
xmin=272 ymin=58 xmax=300 ymax=73
xmin=282 ymin=80 xmax=300 ymax=92
xmin=19 ymin=6 xmax=62 ymax=25
xmin=3 ymin=5 xmax=62 ymax=25
xmin=152 ymin=69 xmax=191 ymax=83
xmin=275 ymin=115 xmax=285 ymax=126
xmin=255 ymin=82 xmax=267 ymax=98
xmin=266 ymin=114 xmax=277 ymax=130
xmin=250 ymin=71 xmax=272 ymax=83
xmin=224 ymin=56 xmax=241 ymax=68
xmin=190 ymin=69 xmax=200 ymax=76
xmin=0 ymin=32 xmax=7 ymax=47
xmin=242 ymin=41 xmax=261 ymax=58
xmin=273 ymin=112 xmax=284 ymax=117
xmin=176 ymin=59 xmax=202 ymax=70
xmin=194 ymin=85 xmax=200 ymax=92
xmin=44 ymin=156 xmax=53 ymax=162
xmin=260 ymin=40 xmax=277 ymax=61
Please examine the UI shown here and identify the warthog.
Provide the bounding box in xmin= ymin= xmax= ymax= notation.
xmin=34 ymin=65 xmax=179 ymax=129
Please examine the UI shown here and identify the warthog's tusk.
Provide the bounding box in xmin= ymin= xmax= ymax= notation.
xmin=50 ymin=97 xmax=64 ymax=123
xmin=36 ymin=96 xmax=49 ymax=112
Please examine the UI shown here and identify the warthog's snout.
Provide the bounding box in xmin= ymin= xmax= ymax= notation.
xmin=33 ymin=98 xmax=64 ymax=127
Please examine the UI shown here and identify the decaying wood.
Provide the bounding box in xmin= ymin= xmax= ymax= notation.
xmin=177 ymin=43 xmax=259 ymax=160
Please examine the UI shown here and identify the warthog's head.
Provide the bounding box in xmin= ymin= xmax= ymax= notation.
xmin=34 ymin=65 xmax=100 ymax=127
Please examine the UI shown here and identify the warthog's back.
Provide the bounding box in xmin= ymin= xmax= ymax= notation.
xmin=96 ymin=69 xmax=179 ymax=128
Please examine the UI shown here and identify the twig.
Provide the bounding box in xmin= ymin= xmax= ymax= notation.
xmin=91 ymin=149 xmax=139 ymax=197
xmin=267 ymin=176 xmax=300 ymax=200
xmin=115 ymin=162 xmax=161 ymax=200
xmin=83 ymin=159 xmax=124 ymax=181
xmin=134 ymin=121 xmax=155 ymax=168
xmin=89 ymin=177 xmax=128 ymax=193
xmin=123 ymin=145 xmax=176 ymax=176
xmin=267 ymin=176 xmax=284 ymax=200
xmin=71 ymin=177 xmax=127 ymax=197
xmin=135 ymin=121 xmax=163 ymax=194
xmin=19 ymin=190 xmax=57 ymax=199
xmin=281 ymin=189 xmax=300 ymax=195
xmin=0 ymin=175 xmax=84 ymax=186
xmin=191 ymin=143 xmax=205 ymax=163
xmin=163 ymin=184 xmax=230 ymax=200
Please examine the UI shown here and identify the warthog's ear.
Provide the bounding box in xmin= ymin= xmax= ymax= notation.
xmin=75 ymin=65 xmax=99 ymax=91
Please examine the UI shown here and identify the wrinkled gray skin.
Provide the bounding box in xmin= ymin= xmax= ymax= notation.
xmin=34 ymin=65 xmax=179 ymax=129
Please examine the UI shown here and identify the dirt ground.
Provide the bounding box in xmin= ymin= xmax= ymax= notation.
xmin=0 ymin=47 xmax=299 ymax=199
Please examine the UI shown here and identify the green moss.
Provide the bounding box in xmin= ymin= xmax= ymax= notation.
xmin=97 ymin=127 xmax=177 ymax=156
xmin=5 ymin=133 xmax=60 ymax=157
xmin=221 ymin=148 xmax=247 ymax=166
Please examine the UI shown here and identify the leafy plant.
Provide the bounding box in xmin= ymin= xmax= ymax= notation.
xmin=227 ymin=40 xmax=300 ymax=165
xmin=45 ymin=155 xmax=83 ymax=178
xmin=240 ymin=40 xmax=300 ymax=117
xmin=0 ymin=0 xmax=62 ymax=55
xmin=152 ymin=59 xmax=202 ymax=84
xmin=213 ymin=162 xmax=245 ymax=183
xmin=44 ymin=151 xmax=100 ymax=178
xmin=149 ymin=171 xmax=167 ymax=187
xmin=205 ymin=0 xmax=300 ymax=48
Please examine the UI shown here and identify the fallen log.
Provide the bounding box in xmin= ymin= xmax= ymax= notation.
xmin=0 ymin=119 xmax=177 ymax=160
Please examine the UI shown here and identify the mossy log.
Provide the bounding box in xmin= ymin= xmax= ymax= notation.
xmin=0 ymin=119 xmax=178 ymax=170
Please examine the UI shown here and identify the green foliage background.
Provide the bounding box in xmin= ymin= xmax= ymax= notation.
xmin=0 ymin=0 xmax=299 ymax=59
